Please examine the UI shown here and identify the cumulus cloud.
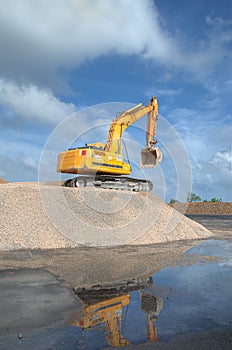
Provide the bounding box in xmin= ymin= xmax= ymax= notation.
xmin=156 ymin=88 xmax=182 ymax=96
xmin=0 ymin=79 xmax=76 ymax=127
xmin=193 ymin=149 xmax=232 ymax=201
xmin=0 ymin=0 xmax=169 ymax=84
xmin=210 ymin=149 xmax=232 ymax=171
xmin=0 ymin=0 xmax=231 ymax=86
xmin=0 ymin=0 xmax=231 ymax=194
xmin=21 ymin=155 xmax=38 ymax=170
xmin=0 ymin=153 xmax=38 ymax=182
xmin=162 ymin=104 xmax=232 ymax=201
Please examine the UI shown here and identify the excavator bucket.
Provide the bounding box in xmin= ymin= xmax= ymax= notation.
xmin=140 ymin=147 xmax=162 ymax=168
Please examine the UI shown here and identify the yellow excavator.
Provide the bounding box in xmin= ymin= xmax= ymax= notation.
xmin=57 ymin=97 xmax=162 ymax=191
xmin=72 ymin=293 xmax=131 ymax=347
xmin=72 ymin=278 xmax=163 ymax=347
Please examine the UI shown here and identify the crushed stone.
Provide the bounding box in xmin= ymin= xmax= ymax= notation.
xmin=0 ymin=182 xmax=212 ymax=250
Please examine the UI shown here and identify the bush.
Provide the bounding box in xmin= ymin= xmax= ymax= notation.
xmin=169 ymin=198 xmax=179 ymax=204
xmin=210 ymin=197 xmax=222 ymax=202
xmin=187 ymin=192 xmax=201 ymax=202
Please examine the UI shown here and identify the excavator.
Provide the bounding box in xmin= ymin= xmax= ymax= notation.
xmin=72 ymin=292 xmax=131 ymax=347
xmin=57 ymin=97 xmax=162 ymax=192
xmin=72 ymin=277 xmax=163 ymax=347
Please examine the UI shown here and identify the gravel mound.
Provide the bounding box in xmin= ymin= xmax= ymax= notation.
xmin=170 ymin=202 xmax=232 ymax=215
xmin=0 ymin=183 xmax=212 ymax=250
xmin=0 ymin=178 xmax=8 ymax=184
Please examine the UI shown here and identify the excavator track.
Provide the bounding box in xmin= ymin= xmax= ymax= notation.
xmin=64 ymin=175 xmax=153 ymax=192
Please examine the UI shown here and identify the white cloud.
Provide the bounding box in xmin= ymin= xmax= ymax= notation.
xmin=0 ymin=0 xmax=231 ymax=196
xmin=194 ymin=149 xmax=232 ymax=201
xmin=0 ymin=153 xmax=38 ymax=182
xmin=162 ymin=105 xmax=232 ymax=201
xmin=210 ymin=149 xmax=232 ymax=172
xmin=0 ymin=0 xmax=171 ymax=84
xmin=192 ymin=145 xmax=232 ymax=201
xmin=156 ymin=88 xmax=182 ymax=96
xmin=0 ymin=79 xmax=76 ymax=127
xmin=21 ymin=155 xmax=38 ymax=170
xmin=0 ymin=0 xmax=231 ymax=86
xmin=0 ymin=78 xmax=77 ymax=183
xmin=158 ymin=72 xmax=174 ymax=83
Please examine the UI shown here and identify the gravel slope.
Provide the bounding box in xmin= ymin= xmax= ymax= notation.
xmin=0 ymin=183 xmax=212 ymax=250
xmin=171 ymin=201 xmax=232 ymax=215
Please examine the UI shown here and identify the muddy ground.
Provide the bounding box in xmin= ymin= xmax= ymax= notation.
xmin=0 ymin=215 xmax=231 ymax=350
xmin=0 ymin=215 xmax=230 ymax=288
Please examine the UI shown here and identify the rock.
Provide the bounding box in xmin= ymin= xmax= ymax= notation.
xmin=0 ymin=182 xmax=212 ymax=250
xmin=0 ymin=177 xmax=8 ymax=184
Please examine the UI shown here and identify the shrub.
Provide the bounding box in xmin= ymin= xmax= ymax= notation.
xmin=210 ymin=197 xmax=222 ymax=202
xmin=187 ymin=192 xmax=201 ymax=202
xmin=169 ymin=198 xmax=179 ymax=204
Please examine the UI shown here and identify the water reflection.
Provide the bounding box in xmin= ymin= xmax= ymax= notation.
xmin=1 ymin=240 xmax=231 ymax=349
xmin=72 ymin=277 xmax=163 ymax=347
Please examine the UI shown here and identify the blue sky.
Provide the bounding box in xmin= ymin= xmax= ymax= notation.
xmin=0 ymin=0 xmax=231 ymax=201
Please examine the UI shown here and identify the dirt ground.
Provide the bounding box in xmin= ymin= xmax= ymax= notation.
xmin=0 ymin=178 xmax=8 ymax=184
xmin=170 ymin=201 xmax=232 ymax=215
xmin=0 ymin=215 xmax=231 ymax=350
xmin=0 ymin=217 xmax=230 ymax=289
xmin=117 ymin=328 xmax=232 ymax=350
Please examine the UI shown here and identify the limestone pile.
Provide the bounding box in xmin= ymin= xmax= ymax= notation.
xmin=0 ymin=182 xmax=212 ymax=251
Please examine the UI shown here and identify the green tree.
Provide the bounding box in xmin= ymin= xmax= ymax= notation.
xmin=187 ymin=192 xmax=201 ymax=202
xmin=169 ymin=198 xmax=179 ymax=204
xmin=210 ymin=197 xmax=222 ymax=202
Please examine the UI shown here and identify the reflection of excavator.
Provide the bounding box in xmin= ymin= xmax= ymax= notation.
xmin=72 ymin=293 xmax=131 ymax=347
xmin=141 ymin=293 xmax=163 ymax=343
xmin=72 ymin=278 xmax=163 ymax=347
xmin=57 ymin=97 xmax=162 ymax=191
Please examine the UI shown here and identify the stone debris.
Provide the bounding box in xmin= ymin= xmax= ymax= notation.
xmin=0 ymin=178 xmax=8 ymax=184
xmin=0 ymin=182 xmax=212 ymax=251
xmin=170 ymin=201 xmax=232 ymax=215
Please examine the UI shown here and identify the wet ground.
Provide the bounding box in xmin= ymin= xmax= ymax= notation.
xmin=186 ymin=214 xmax=232 ymax=232
xmin=0 ymin=215 xmax=231 ymax=349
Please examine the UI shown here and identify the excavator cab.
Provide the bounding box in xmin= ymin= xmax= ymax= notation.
xmin=140 ymin=147 xmax=162 ymax=168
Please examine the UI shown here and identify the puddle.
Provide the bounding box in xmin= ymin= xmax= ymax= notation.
xmin=187 ymin=239 xmax=232 ymax=259
xmin=0 ymin=239 xmax=231 ymax=349
xmin=153 ymin=262 xmax=231 ymax=339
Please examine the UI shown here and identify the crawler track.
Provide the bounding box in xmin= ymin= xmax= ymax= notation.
xmin=64 ymin=175 xmax=153 ymax=192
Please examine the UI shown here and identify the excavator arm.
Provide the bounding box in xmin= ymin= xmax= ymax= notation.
xmin=105 ymin=96 xmax=162 ymax=167
xmin=104 ymin=98 xmax=155 ymax=146
xmin=146 ymin=97 xmax=158 ymax=148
